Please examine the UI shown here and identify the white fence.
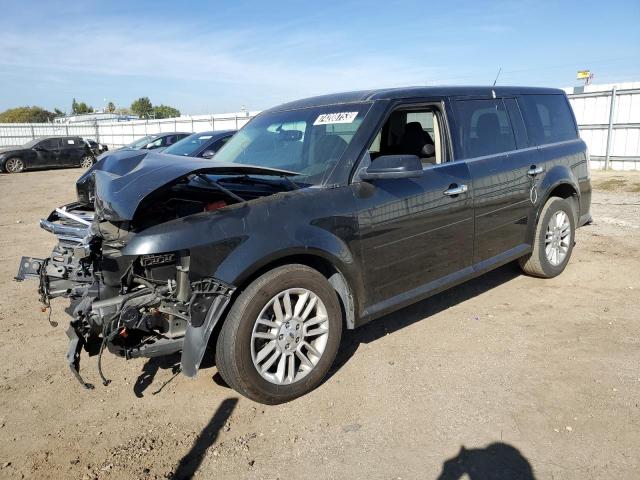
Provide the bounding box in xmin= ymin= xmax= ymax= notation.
xmin=0 ymin=111 xmax=258 ymax=149
xmin=566 ymin=82 xmax=640 ymax=170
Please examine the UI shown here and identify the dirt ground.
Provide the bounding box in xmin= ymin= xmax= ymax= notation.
xmin=0 ymin=168 xmax=638 ymax=480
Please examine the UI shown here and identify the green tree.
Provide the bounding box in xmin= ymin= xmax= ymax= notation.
xmin=71 ymin=98 xmax=93 ymax=114
xmin=131 ymin=97 xmax=153 ymax=119
xmin=0 ymin=106 xmax=55 ymax=123
xmin=153 ymin=104 xmax=181 ymax=119
xmin=106 ymin=102 xmax=116 ymax=113
xmin=53 ymin=108 xmax=65 ymax=117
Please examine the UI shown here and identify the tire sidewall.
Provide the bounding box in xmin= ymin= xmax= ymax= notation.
xmin=535 ymin=197 xmax=576 ymax=277
xmin=225 ymin=266 xmax=342 ymax=403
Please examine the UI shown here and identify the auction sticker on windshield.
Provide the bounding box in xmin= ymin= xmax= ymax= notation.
xmin=313 ymin=112 xmax=359 ymax=125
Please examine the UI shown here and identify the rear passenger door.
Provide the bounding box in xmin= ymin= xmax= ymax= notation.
xmin=58 ymin=137 xmax=83 ymax=166
xmin=452 ymin=97 xmax=538 ymax=266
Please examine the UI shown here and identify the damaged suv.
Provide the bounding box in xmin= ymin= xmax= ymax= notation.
xmin=16 ymin=87 xmax=591 ymax=404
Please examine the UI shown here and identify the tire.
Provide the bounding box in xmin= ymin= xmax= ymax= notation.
xmin=215 ymin=264 xmax=343 ymax=404
xmin=519 ymin=196 xmax=576 ymax=278
xmin=4 ymin=157 xmax=25 ymax=173
xmin=80 ymin=156 xmax=94 ymax=169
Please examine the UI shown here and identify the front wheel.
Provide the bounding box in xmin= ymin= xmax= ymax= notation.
xmin=215 ymin=264 xmax=343 ymax=404
xmin=4 ymin=157 xmax=25 ymax=173
xmin=519 ymin=196 xmax=576 ymax=278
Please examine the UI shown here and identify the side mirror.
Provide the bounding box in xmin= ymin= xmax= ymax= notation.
xmin=145 ymin=143 xmax=156 ymax=149
xmin=201 ymin=150 xmax=216 ymax=159
xmin=361 ymin=155 xmax=423 ymax=181
xmin=34 ymin=146 xmax=46 ymax=151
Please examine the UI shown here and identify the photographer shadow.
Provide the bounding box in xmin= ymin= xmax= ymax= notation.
xmin=437 ymin=442 xmax=535 ymax=479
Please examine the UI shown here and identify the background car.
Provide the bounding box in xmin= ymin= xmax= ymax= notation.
xmin=162 ymin=130 xmax=236 ymax=158
xmin=0 ymin=136 xmax=95 ymax=173
xmin=83 ymin=138 xmax=109 ymax=156
xmin=118 ymin=132 xmax=190 ymax=152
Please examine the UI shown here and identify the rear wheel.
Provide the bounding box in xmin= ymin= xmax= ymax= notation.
xmin=4 ymin=158 xmax=25 ymax=173
xmin=80 ymin=156 xmax=94 ymax=168
xmin=519 ymin=196 xmax=576 ymax=278
xmin=215 ymin=264 xmax=342 ymax=404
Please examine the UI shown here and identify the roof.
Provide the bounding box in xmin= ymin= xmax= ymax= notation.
xmin=264 ymin=86 xmax=566 ymax=112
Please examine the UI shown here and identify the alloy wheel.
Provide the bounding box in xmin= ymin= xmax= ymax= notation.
xmin=250 ymin=288 xmax=329 ymax=385
xmin=545 ymin=210 xmax=571 ymax=266
xmin=80 ymin=156 xmax=94 ymax=168
xmin=5 ymin=158 xmax=24 ymax=173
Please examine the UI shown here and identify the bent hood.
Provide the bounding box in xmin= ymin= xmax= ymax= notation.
xmin=77 ymin=150 xmax=297 ymax=222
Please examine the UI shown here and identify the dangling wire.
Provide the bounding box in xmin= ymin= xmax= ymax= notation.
xmin=38 ymin=258 xmax=58 ymax=327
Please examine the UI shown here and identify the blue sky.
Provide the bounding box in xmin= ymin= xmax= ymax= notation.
xmin=0 ymin=0 xmax=638 ymax=114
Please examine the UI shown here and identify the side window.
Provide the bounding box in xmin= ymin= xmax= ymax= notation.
xmin=453 ymin=99 xmax=516 ymax=159
xmin=147 ymin=137 xmax=163 ymax=148
xmin=38 ymin=138 xmax=59 ymax=149
xmin=211 ymin=136 xmax=231 ymax=152
xmin=70 ymin=137 xmax=84 ymax=148
xmin=518 ymin=94 xmax=578 ymax=145
xmin=368 ymin=107 xmax=443 ymax=167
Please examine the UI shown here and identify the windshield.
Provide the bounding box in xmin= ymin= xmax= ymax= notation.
xmin=213 ymin=104 xmax=371 ymax=185
xmin=125 ymin=135 xmax=156 ymax=149
xmin=22 ymin=138 xmax=43 ymax=148
xmin=164 ymin=132 xmax=215 ymax=156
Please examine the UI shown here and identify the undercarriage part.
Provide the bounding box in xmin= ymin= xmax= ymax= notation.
xmin=125 ymin=337 xmax=184 ymax=359
xmin=66 ymin=325 xmax=94 ymax=390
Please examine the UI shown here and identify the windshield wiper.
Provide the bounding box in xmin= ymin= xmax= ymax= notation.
xmin=194 ymin=174 xmax=246 ymax=203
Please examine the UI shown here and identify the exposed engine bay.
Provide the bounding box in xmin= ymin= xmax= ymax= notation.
xmin=15 ymin=156 xmax=300 ymax=389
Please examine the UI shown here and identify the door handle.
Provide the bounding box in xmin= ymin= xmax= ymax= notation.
xmin=443 ymin=184 xmax=468 ymax=196
xmin=527 ymin=165 xmax=545 ymax=176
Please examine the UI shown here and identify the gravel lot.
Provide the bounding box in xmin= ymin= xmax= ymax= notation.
xmin=0 ymin=168 xmax=639 ymax=479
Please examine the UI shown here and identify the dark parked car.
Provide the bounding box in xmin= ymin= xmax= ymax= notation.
xmin=162 ymin=130 xmax=236 ymax=158
xmin=16 ymin=86 xmax=591 ymax=404
xmin=83 ymin=138 xmax=109 ymax=156
xmin=118 ymin=132 xmax=190 ymax=152
xmin=0 ymin=136 xmax=95 ymax=173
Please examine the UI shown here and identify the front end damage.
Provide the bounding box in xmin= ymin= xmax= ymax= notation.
xmin=16 ymin=204 xmax=234 ymax=389
xmin=15 ymin=153 xmax=298 ymax=389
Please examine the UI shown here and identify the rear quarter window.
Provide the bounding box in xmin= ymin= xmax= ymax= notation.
xmin=518 ymin=94 xmax=578 ymax=145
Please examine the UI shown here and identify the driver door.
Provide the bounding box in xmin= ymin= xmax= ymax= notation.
xmin=353 ymin=103 xmax=474 ymax=316
xmin=33 ymin=138 xmax=61 ymax=167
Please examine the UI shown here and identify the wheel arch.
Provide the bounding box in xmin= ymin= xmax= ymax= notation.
xmin=536 ymin=164 xmax=580 ymax=225
xmin=229 ymin=252 xmax=358 ymax=330
xmin=537 ymin=181 xmax=579 ymax=225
